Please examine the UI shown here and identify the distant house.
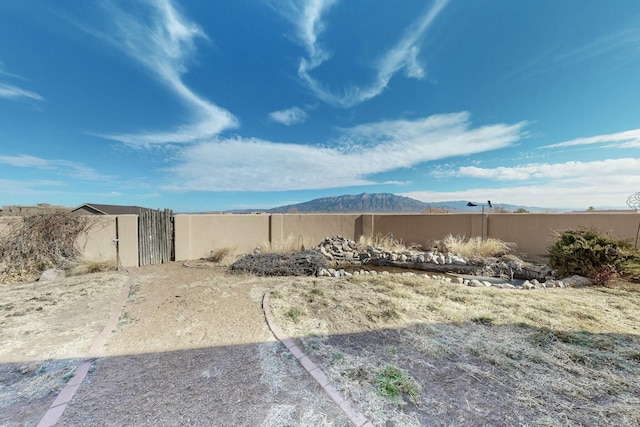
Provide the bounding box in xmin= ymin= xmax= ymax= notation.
xmin=0 ymin=203 xmax=69 ymax=216
xmin=72 ymin=203 xmax=149 ymax=216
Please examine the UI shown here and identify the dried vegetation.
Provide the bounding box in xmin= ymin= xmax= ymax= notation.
xmin=0 ymin=211 xmax=104 ymax=283
xmin=439 ymin=234 xmax=516 ymax=258
xmin=269 ymin=274 xmax=640 ymax=426
xmin=231 ymin=250 xmax=327 ymax=276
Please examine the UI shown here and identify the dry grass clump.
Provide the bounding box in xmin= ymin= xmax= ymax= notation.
xmin=270 ymin=274 xmax=640 ymax=425
xmin=358 ymin=233 xmax=411 ymax=252
xmin=0 ymin=211 xmax=97 ymax=283
xmin=68 ymin=258 xmax=118 ymax=276
xmin=206 ymin=247 xmax=244 ymax=267
xmin=257 ymin=234 xmax=305 ymax=254
xmin=440 ymin=234 xmax=515 ymax=258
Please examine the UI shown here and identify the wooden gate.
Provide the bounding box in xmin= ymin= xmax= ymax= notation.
xmin=138 ymin=208 xmax=174 ymax=266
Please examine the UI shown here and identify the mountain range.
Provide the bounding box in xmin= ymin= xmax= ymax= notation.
xmin=230 ymin=193 xmax=553 ymax=214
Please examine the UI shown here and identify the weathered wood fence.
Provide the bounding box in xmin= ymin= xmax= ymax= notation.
xmin=138 ymin=209 xmax=174 ymax=266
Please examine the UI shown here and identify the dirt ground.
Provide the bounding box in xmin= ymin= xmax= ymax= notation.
xmin=1 ymin=263 xmax=352 ymax=427
xmin=268 ymin=275 xmax=640 ymax=426
xmin=6 ymin=261 xmax=639 ymax=426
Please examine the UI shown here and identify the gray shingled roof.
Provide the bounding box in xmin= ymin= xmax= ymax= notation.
xmin=72 ymin=203 xmax=148 ymax=215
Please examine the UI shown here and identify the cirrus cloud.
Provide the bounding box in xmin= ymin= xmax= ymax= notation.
xmin=164 ymin=111 xmax=526 ymax=192
xmin=81 ymin=0 xmax=237 ymax=147
xmin=271 ymin=0 xmax=449 ymax=108
xmin=268 ymin=106 xmax=309 ymax=126
xmin=0 ymin=83 xmax=44 ymax=101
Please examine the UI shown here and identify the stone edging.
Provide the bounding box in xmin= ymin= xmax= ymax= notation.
xmin=37 ymin=269 xmax=136 ymax=427
xmin=262 ymin=290 xmax=373 ymax=427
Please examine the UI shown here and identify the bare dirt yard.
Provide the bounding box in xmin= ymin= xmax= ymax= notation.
xmin=3 ymin=262 xmax=640 ymax=426
xmin=1 ymin=263 xmax=351 ymax=427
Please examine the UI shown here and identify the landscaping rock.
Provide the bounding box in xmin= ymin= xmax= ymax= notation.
xmin=39 ymin=269 xmax=66 ymax=282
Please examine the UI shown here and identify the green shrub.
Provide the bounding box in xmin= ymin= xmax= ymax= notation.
xmin=285 ymin=306 xmax=305 ymax=323
xmin=548 ymin=229 xmax=640 ymax=283
xmin=375 ymin=365 xmax=420 ymax=405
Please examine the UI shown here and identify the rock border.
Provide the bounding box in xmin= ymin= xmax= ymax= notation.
xmin=37 ymin=269 xmax=135 ymax=427
xmin=262 ymin=290 xmax=373 ymax=427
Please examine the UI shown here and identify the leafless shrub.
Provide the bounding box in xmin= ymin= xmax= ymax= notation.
xmin=0 ymin=211 xmax=97 ymax=283
xmin=231 ymin=250 xmax=326 ymax=276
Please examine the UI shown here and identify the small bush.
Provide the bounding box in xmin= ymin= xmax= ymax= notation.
xmin=375 ymin=365 xmax=420 ymax=405
xmin=0 ymin=211 xmax=96 ymax=283
xmin=206 ymin=247 xmax=242 ymax=266
xmin=285 ymin=306 xmax=305 ymax=323
xmin=548 ymin=228 xmax=640 ymax=284
xmin=439 ymin=234 xmax=515 ymax=258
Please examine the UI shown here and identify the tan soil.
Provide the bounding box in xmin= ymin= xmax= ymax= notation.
xmin=2 ymin=263 xmax=352 ymax=427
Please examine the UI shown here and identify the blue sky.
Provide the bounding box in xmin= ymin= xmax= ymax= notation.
xmin=2 ymin=0 xmax=640 ymax=212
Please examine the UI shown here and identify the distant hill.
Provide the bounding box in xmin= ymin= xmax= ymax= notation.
xmin=227 ymin=193 xmax=555 ymax=214
xmin=268 ymin=193 xmax=436 ymax=213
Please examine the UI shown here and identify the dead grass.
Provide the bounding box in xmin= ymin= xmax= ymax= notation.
xmin=270 ymin=275 xmax=640 ymax=425
xmin=68 ymin=257 xmax=118 ymax=276
xmin=0 ymin=211 xmax=98 ymax=283
xmin=206 ymin=247 xmax=243 ymax=267
xmin=257 ymin=234 xmax=305 ymax=254
xmin=358 ymin=233 xmax=411 ymax=253
xmin=439 ymin=234 xmax=515 ymax=258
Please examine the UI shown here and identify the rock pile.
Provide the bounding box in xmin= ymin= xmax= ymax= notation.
xmin=317 ymin=236 xmax=468 ymax=266
xmin=315 ymin=236 xmax=590 ymax=290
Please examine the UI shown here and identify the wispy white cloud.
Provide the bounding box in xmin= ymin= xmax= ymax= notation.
xmin=273 ymin=0 xmax=449 ymax=108
xmin=0 ymin=61 xmax=29 ymax=80
xmin=541 ymin=128 xmax=640 ymax=149
xmin=85 ymin=0 xmax=237 ymax=146
xmin=403 ymin=158 xmax=640 ymax=209
xmin=0 ymin=154 xmax=110 ymax=181
xmin=268 ymin=106 xmax=309 ymax=126
xmin=0 ymin=179 xmax=65 ymax=196
xmin=0 ymin=83 xmax=44 ymax=101
xmin=453 ymin=158 xmax=640 ymax=181
xmin=505 ymin=28 xmax=640 ymax=82
xmin=551 ymin=29 xmax=640 ymax=70
xmin=165 ymin=112 xmax=525 ymax=191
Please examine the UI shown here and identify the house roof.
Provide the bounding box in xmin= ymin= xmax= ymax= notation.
xmin=72 ymin=203 xmax=149 ymax=215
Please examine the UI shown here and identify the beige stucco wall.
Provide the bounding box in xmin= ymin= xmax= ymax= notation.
xmin=76 ymin=216 xmax=117 ymax=263
xmin=75 ymin=215 xmax=139 ymax=268
xmin=173 ymin=212 xmax=640 ymax=262
xmin=115 ymin=215 xmax=139 ymax=268
xmin=5 ymin=212 xmax=639 ymax=268
xmin=174 ymin=214 xmax=271 ymax=260
xmin=0 ymin=215 xmax=139 ymax=269
xmin=272 ymin=214 xmax=364 ymax=249
xmin=489 ymin=212 xmax=640 ymax=261
xmin=371 ymin=214 xmax=482 ymax=249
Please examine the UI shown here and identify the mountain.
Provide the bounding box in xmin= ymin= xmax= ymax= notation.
xmin=225 ymin=193 xmax=556 ymax=214
xmin=268 ymin=193 xmax=433 ymax=213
